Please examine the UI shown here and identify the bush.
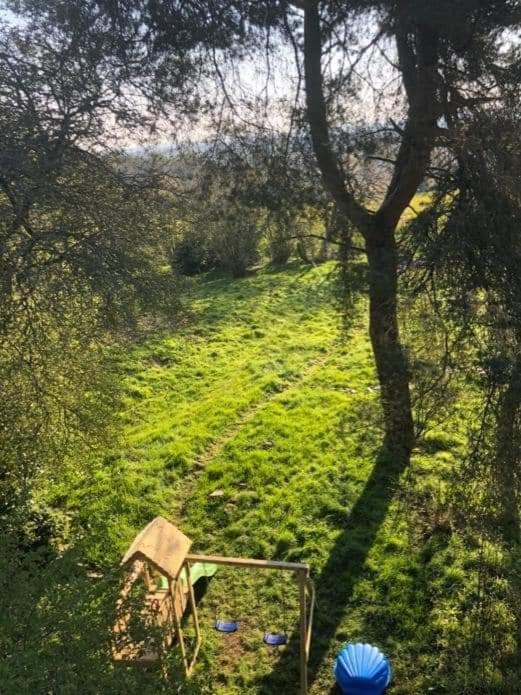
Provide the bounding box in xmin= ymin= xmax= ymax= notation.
xmin=172 ymin=208 xmax=261 ymax=278
xmin=170 ymin=228 xmax=217 ymax=276
xmin=265 ymin=211 xmax=293 ymax=267
xmin=212 ymin=216 xmax=261 ymax=277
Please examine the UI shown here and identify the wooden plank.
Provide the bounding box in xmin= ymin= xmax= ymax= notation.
xmin=118 ymin=560 xmax=145 ymax=603
xmin=186 ymin=553 xmax=310 ymax=573
xmin=305 ymin=578 xmax=315 ymax=657
xmin=112 ymin=645 xmax=160 ymax=665
xmin=170 ymin=579 xmax=189 ymax=675
xmin=185 ymin=563 xmax=202 ymax=676
xmin=112 ymin=582 xmax=186 ymax=665
xmin=122 ymin=517 xmax=192 ymax=580
xmin=298 ymin=569 xmax=308 ymax=695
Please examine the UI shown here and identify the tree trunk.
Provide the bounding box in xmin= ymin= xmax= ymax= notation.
xmin=302 ymin=2 xmax=438 ymax=460
xmin=366 ymin=216 xmax=415 ymax=456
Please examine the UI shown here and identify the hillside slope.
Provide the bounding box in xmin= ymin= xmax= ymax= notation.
xmin=6 ymin=263 xmax=499 ymax=695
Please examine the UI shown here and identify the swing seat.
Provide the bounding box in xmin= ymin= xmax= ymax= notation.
xmin=215 ymin=619 xmax=239 ymax=633
xmin=263 ymin=632 xmax=288 ymax=646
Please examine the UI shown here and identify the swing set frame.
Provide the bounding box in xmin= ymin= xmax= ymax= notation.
xmin=188 ymin=552 xmax=315 ymax=694
xmin=112 ymin=517 xmax=316 ymax=695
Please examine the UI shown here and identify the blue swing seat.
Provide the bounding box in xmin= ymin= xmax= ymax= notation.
xmin=215 ymin=619 xmax=239 ymax=633
xmin=263 ymin=632 xmax=288 ymax=646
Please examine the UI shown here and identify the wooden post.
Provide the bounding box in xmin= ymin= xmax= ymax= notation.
xmin=298 ymin=569 xmax=308 ymax=695
xmin=184 ymin=562 xmax=201 ymax=675
xmin=170 ymin=579 xmax=189 ymax=675
xmin=305 ymin=578 xmax=315 ymax=657
xmin=143 ymin=563 xmax=153 ymax=590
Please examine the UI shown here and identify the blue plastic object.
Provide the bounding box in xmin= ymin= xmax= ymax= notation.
xmin=215 ymin=619 xmax=239 ymax=633
xmin=263 ymin=632 xmax=288 ymax=647
xmin=334 ymin=643 xmax=391 ymax=695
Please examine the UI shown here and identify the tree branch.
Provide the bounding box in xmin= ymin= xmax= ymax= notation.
xmin=303 ymin=2 xmax=370 ymax=233
xmin=377 ymin=14 xmax=441 ymax=231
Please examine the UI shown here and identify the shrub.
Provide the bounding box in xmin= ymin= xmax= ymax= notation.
xmin=170 ymin=228 xmax=217 ymax=276
xmin=212 ymin=216 xmax=261 ymax=277
xmin=173 ymin=207 xmax=261 ymax=278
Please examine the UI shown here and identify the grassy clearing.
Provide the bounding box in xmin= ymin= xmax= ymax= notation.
xmin=68 ymin=264 xmax=341 ymax=560
xmin=31 ymin=260 xmax=488 ymax=694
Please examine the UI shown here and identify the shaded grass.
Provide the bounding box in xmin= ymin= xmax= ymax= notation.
xmin=176 ymin=338 xmax=467 ymax=694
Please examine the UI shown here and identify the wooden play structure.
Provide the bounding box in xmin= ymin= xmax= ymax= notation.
xmin=112 ymin=516 xmax=316 ymax=694
xmin=112 ymin=517 xmax=202 ymax=672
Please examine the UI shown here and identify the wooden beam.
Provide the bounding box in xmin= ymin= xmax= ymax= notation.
xmin=298 ymin=569 xmax=308 ymax=695
xmin=186 ymin=553 xmax=310 ymax=574
xmin=170 ymin=579 xmax=189 ymax=676
xmin=184 ymin=562 xmax=202 ymax=676
xmin=143 ymin=563 xmax=153 ymax=590
xmin=305 ymin=578 xmax=315 ymax=657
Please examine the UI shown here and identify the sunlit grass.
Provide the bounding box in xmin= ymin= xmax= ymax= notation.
xmin=54 ymin=261 xmax=487 ymax=694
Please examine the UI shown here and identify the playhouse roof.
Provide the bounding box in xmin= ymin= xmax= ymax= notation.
xmin=121 ymin=516 xmax=192 ymax=580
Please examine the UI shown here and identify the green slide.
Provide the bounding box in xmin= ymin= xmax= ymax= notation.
xmin=157 ymin=562 xmax=218 ymax=590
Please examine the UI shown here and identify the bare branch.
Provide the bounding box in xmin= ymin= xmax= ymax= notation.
xmin=302 ymin=3 xmax=370 ymax=232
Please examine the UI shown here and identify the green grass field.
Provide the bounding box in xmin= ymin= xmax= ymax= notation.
xmin=16 ymin=261 xmax=506 ymax=694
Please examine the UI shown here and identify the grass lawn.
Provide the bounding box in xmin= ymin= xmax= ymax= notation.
xmin=28 ymin=261 xmax=489 ymax=694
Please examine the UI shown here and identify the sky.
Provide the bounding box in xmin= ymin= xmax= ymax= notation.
xmin=0 ymin=2 xmax=396 ymax=150
xmin=0 ymin=5 xmax=25 ymax=26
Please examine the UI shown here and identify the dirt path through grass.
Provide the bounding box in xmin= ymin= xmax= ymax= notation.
xmin=172 ymin=349 xmax=336 ymax=520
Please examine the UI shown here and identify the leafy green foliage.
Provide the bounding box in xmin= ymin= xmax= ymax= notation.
xmin=0 ymin=22 xmax=181 ymax=522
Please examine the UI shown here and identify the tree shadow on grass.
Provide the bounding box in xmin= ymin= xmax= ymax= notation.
xmin=255 ymin=445 xmax=410 ymax=694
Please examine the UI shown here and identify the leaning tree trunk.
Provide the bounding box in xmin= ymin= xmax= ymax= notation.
xmin=302 ymin=2 xmax=439 ymax=462
xmin=366 ymin=216 xmax=415 ymax=456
